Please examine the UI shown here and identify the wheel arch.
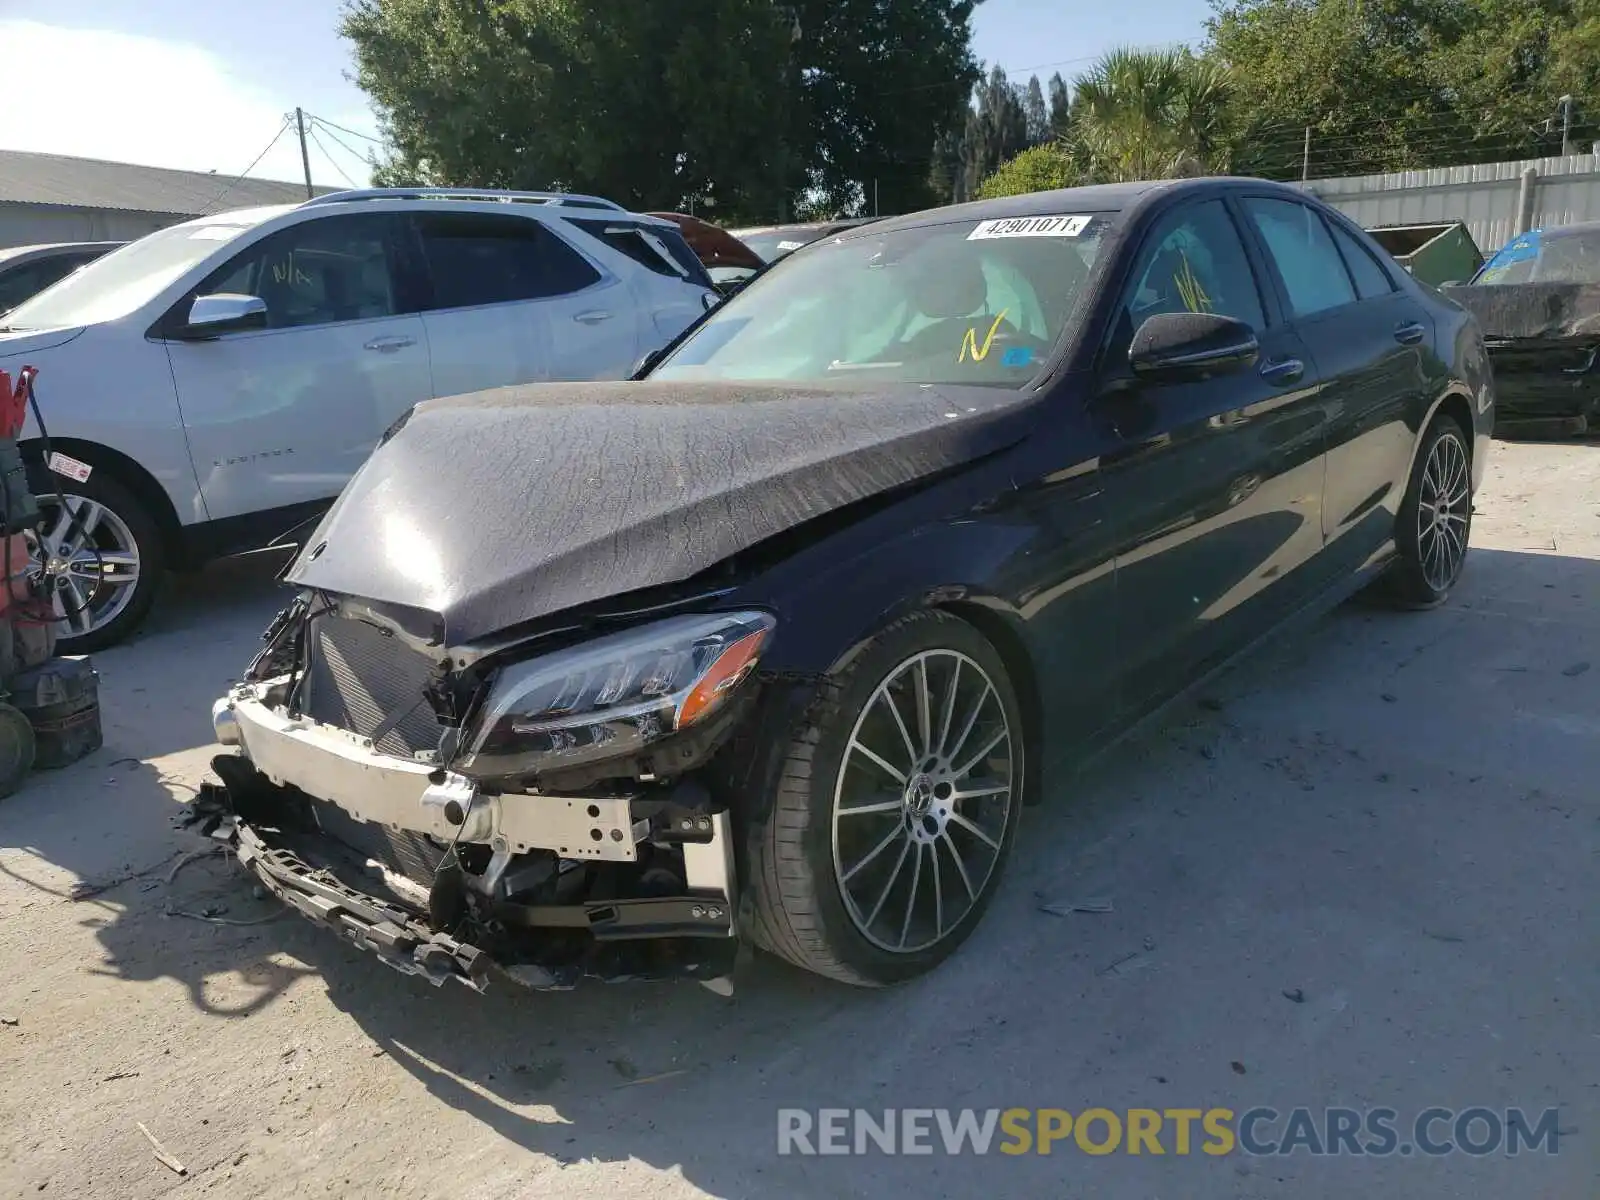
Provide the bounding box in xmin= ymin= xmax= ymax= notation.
xmin=935 ymin=598 xmax=1045 ymax=808
xmin=20 ymin=437 xmax=185 ymax=564
xmin=1403 ymin=386 xmax=1478 ymax=494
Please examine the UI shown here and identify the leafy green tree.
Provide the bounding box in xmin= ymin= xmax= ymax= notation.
xmin=344 ymin=0 xmax=982 ymax=222
xmin=928 ymin=112 xmax=970 ymax=205
xmin=977 ymin=143 xmax=1079 ymax=198
xmin=1023 ymin=75 xmax=1050 ymax=145
xmin=1204 ymin=0 xmax=1600 ymax=179
xmin=1070 ymin=47 xmax=1234 ymax=182
xmin=1047 ymin=71 xmax=1074 ymax=137
xmin=786 ymin=0 xmax=984 ymax=216
xmin=961 ymin=65 xmax=1030 ymax=196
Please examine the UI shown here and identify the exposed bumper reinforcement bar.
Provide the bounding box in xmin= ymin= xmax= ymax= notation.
xmin=236 ymin=820 xmax=493 ymax=990
xmin=192 ymin=772 xmax=743 ymax=994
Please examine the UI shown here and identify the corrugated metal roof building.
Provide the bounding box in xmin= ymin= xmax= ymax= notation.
xmin=0 ymin=149 xmax=333 ymax=249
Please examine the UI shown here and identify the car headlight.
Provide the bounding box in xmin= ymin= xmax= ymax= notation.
xmin=456 ymin=610 xmax=775 ymax=780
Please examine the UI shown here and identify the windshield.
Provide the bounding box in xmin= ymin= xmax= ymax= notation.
xmin=654 ymin=213 xmax=1112 ymax=387
xmin=3 ymin=215 xmax=266 ymax=329
xmin=1474 ymin=227 xmax=1600 ymax=285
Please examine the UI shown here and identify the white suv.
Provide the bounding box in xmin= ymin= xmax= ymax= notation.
xmin=0 ymin=188 xmax=717 ymax=649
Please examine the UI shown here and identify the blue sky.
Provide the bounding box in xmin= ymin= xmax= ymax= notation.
xmin=0 ymin=0 xmax=1211 ymax=187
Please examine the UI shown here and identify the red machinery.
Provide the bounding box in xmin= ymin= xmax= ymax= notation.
xmin=0 ymin=365 xmax=103 ymax=794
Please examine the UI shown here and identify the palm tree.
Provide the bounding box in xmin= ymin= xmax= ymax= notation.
xmin=1069 ymin=47 xmax=1234 ymax=182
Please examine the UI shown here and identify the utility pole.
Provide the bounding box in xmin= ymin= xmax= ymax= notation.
xmin=1301 ymin=126 xmax=1312 ymax=183
xmin=1559 ymin=95 xmax=1575 ymax=157
xmin=295 ymin=107 xmax=314 ymax=198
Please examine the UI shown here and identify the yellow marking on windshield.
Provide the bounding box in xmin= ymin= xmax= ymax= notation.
xmin=959 ymin=309 xmax=1010 ymax=362
xmin=1174 ymin=255 xmax=1212 ymax=314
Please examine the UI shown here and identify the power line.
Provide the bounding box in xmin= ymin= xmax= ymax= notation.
xmin=310 ymin=116 xmax=378 ymax=176
xmin=304 ymin=111 xmax=383 ymax=144
xmin=199 ymin=117 xmax=294 ymax=213
xmin=307 ymin=127 xmax=359 ymax=187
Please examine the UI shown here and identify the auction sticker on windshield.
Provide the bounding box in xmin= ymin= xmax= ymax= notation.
xmin=968 ymin=215 xmax=1092 ymax=240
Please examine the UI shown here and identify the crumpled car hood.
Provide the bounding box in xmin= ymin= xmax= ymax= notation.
xmin=286 ymin=379 xmax=1035 ymax=642
xmin=1444 ymin=282 xmax=1600 ymax=339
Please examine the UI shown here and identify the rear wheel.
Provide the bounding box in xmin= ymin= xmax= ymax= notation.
xmin=27 ymin=467 xmax=165 ymax=652
xmin=1382 ymin=415 xmax=1473 ymax=609
xmin=744 ymin=611 xmax=1024 ymax=986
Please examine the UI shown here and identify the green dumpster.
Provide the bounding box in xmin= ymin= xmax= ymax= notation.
xmin=1365 ymin=222 xmax=1484 ymax=287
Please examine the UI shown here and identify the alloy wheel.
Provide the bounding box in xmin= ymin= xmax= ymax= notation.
xmin=830 ymin=649 xmax=1015 ymax=954
xmin=28 ymin=493 xmax=142 ymax=639
xmin=1416 ymin=428 xmax=1470 ymax=592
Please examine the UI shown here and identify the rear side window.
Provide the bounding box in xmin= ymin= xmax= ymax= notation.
xmin=1326 ymin=220 xmax=1396 ymax=299
xmin=415 ymin=213 xmax=601 ymax=309
xmin=564 ymin=218 xmax=711 ymax=287
xmin=1243 ymin=197 xmax=1357 ymax=318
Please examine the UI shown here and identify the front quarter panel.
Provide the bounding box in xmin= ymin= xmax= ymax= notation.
xmin=4 ymin=322 xmax=204 ymax=523
xmin=727 ymin=421 xmax=1122 ymax=768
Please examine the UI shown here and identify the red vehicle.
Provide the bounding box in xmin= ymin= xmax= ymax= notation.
xmin=646 ymin=213 xmax=765 ymax=294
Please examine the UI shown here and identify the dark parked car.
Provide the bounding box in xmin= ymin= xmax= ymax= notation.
xmin=1444 ymin=221 xmax=1600 ymax=437
xmin=205 ymin=178 xmax=1492 ymax=992
xmin=0 ymin=241 xmax=123 ymax=312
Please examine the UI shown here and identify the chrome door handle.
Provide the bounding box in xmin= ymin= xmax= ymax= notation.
xmin=1393 ymin=321 xmax=1426 ymax=345
xmin=1259 ymin=357 xmax=1304 ymax=386
xmin=573 ymin=310 xmax=614 ymax=325
xmin=364 ymin=336 xmax=416 ymax=353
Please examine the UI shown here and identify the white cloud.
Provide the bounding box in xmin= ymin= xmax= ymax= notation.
xmin=0 ymin=20 xmax=379 ymax=187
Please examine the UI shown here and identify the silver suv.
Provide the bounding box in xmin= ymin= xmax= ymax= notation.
xmin=0 ymin=189 xmax=717 ymax=649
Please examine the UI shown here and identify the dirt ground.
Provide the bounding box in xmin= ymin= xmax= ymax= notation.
xmin=0 ymin=440 xmax=1595 ymax=1199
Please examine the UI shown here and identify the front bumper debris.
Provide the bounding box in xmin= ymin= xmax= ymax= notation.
xmin=196 ymin=687 xmax=743 ymax=992
xmin=236 ymin=818 xmax=494 ymax=989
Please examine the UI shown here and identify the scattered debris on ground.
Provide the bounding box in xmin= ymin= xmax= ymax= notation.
xmin=1037 ymin=896 xmax=1114 ymax=917
xmin=136 ymin=1122 xmax=186 ymax=1176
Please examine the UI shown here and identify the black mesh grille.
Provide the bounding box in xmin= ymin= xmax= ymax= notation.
xmin=302 ymin=613 xmax=445 ymax=759
xmin=309 ymin=798 xmax=447 ymax=893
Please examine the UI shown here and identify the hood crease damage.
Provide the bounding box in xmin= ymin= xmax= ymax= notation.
xmin=287 ymin=379 xmax=1035 ymax=642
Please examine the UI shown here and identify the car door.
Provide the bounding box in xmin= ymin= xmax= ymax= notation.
xmin=1239 ymin=197 xmax=1429 ymax=571
xmin=534 ymin=221 xmax=650 ymax=378
xmin=162 ymin=212 xmax=430 ymax=522
xmin=559 ymin=216 xmax=713 ymax=356
xmin=409 ymin=211 xmax=634 ymax=397
xmin=1087 ymin=196 xmax=1331 ymax=717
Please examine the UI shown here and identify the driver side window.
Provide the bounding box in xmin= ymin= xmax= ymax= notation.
xmin=196 ymin=214 xmax=401 ymax=331
xmin=1108 ymin=199 xmax=1265 ymax=360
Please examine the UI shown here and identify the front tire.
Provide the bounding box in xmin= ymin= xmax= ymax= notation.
xmin=1382 ymin=415 xmax=1473 ymax=609
xmin=27 ymin=466 xmax=165 ymax=652
xmin=744 ymin=611 xmax=1025 ymax=986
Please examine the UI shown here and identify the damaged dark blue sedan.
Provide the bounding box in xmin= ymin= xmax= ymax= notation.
xmin=204 ymin=177 xmax=1493 ymax=991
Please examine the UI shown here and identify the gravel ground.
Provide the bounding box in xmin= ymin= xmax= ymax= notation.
xmin=0 ymin=440 xmax=1595 ymax=1199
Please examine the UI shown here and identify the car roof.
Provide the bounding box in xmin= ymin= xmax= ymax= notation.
xmin=0 ymin=240 xmax=125 ymax=267
xmin=847 ymin=176 xmax=1316 ymax=239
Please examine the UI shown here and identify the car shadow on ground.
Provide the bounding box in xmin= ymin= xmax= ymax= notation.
xmin=0 ymin=549 xmax=295 ymax=1010
xmin=51 ymin=546 xmax=1600 ymax=1195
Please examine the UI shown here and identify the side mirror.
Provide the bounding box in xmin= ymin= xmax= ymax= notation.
xmin=701 ymin=290 xmax=721 ymax=312
xmin=178 ymin=293 xmax=268 ymax=339
xmin=1129 ymin=312 xmax=1259 ymax=382
xmin=631 ymin=347 xmax=665 ymax=379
